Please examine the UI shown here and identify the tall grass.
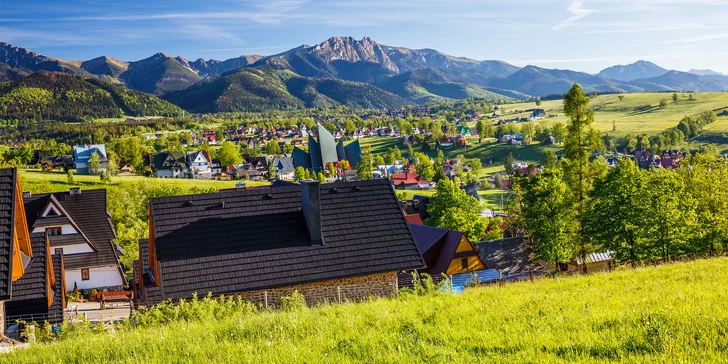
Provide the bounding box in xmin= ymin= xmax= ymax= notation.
xmin=5 ymin=258 xmax=728 ymax=363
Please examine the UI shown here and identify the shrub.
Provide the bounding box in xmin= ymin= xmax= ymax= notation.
xmin=280 ymin=290 xmax=307 ymax=311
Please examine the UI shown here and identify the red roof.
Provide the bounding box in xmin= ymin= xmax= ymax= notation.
xmin=392 ymin=173 xmax=428 ymax=186
xmin=404 ymin=213 xmax=424 ymax=225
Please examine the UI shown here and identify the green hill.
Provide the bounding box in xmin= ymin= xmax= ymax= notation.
xmin=376 ymin=68 xmax=513 ymax=103
xmin=0 ymin=71 xmax=184 ymax=121
xmin=6 ymin=257 xmax=728 ymax=362
xmin=164 ymin=66 xmax=411 ymax=112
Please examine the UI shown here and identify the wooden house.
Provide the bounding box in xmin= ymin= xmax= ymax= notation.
xmin=408 ymin=224 xmax=486 ymax=276
xmin=23 ymin=188 xmax=126 ymax=291
xmin=136 ymin=180 xmax=425 ymax=307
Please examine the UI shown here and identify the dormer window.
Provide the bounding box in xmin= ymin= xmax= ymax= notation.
xmin=46 ymin=227 xmax=62 ymax=236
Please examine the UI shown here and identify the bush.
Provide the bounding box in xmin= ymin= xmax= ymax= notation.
xmin=280 ymin=290 xmax=307 ymax=311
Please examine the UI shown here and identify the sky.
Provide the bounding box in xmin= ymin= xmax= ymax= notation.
xmin=2 ymin=0 xmax=728 ymax=74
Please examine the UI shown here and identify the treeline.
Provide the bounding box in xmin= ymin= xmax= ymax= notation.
xmin=0 ymin=71 xmax=183 ymax=121
xmin=507 ymin=84 xmax=728 ymax=268
xmin=0 ymin=118 xmax=191 ymax=146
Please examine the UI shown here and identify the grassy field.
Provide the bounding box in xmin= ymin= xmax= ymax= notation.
xmin=497 ymin=92 xmax=728 ymax=137
xmin=6 ymin=257 xmax=728 ymax=363
xmin=18 ymin=170 xmax=270 ymax=193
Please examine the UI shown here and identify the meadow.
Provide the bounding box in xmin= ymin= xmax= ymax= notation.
xmin=498 ymin=92 xmax=728 ymax=137
xmin=5 ymin=257 xmax=728 ymax=363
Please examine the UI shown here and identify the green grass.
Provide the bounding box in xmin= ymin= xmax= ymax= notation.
xmin=18 ymin=169 xmax=270 ymax=193
xmin=6 ymin=258 xmax=728 ymax=363
xmin=498 ymin=92 xmax=728 ymax=137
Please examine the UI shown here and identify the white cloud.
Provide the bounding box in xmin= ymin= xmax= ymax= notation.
xmin=638 ymin=33 xmax=728 ymax=46
xmin=552 ymin=0 xmax=596 ymax=31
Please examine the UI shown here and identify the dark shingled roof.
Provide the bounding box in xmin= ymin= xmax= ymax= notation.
xmin=24 ymin=189 xmax=119 ymax=270
xmin=5 ymin=233 xmax=64 ymax=324
xmin=408 ymin=224 xmax=485 ymax=275
xmin=474 ymin=238 xmax=545 ymax=275
xmin=0 ymin=168 xmax=17 ymax=301
xmin=146 ymin=179 xmax=424 ymax=303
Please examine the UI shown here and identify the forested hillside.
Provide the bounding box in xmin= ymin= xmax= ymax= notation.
xmin=0 ymin=71 xmax=183 ymax=121
xmin=164 ymin=66 xmax=410 ymax=112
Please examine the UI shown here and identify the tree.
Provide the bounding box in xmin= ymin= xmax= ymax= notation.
xmin=317 ymin=171 xmax=326 ymax=183
xmin=563 ymin=83 xmax=598 ymax=267
xmin=327 ymin=162 xmax=336 ymax=177
xmin=284 ymin=143 xmax=294 ymax=154
xmin=551 ymin=123 xmax=567 ymax=144
xmin=66 ymin=170 xmax=75 ymax=184
xmin=341 ymin=160 xmax=350 ymax=171
xmin=618 ymin=95 xmax=625 ymax=101
xmin=504 ymin=152 xmax=515 ymax=175
xmin=218 ymin=141 xmax=243 ymax=167
xmin=89 ymin=152 xmax=101 ymax=175
xmin=294 ymin=166 xmax=306 ymax=181
xmin=643 ymin=169 xmax=698 ymax=258
xmin=659 ymin=99 xmax=669 ymax=108
xmin=542 ymin=150 xmax=558 ymax=169
xmin=386 ymin=147 xmax=402 ymax=165
xmin=375 ymin=155 xmax=386 ymax=166
xmin=520 ymin=122 xmax=535 ymax=144
xmin=476 ymin=120 xmax=486 ymax=143
xmin=521 ymin=171 xmax=577 ymax=266
xmin=268 ymin=162 xmax=278 ymax=179
xmin=215 ymin=129 xmax=225 ymax=143
xmin=425 ymin=178 xmax=488 ymax=242
xmin=672 ymin=92 xmax=679 ymax=104
xmin=356 ymin=146 xmax=374 ymax=180
xmin=264 ymin=140 xmax=282 ymax=155
xmin=584 ymin=159 xmax=649 ymax=263
xmin=468 ymin=158 xmax=483 ymax=178
xmin=483 ymin=217 xmax=505 ymax=240
xmin=414 ymin=152 xmax=435 ymax=181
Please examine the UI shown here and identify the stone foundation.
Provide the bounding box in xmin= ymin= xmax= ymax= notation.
xmin=236 ymin=272 xmax=398 ymax=307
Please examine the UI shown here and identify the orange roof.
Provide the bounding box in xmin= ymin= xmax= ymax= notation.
xmin=404 ymin=213 xmax=424 ymax=225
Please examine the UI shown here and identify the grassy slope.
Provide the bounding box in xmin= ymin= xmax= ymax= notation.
xmin=19 ymin=170 xmax=271 ymax=193
xmin=7 ymin=258 xmax=728 ymax=363
xmin=499 ymin=92 xmax=728 ymax=137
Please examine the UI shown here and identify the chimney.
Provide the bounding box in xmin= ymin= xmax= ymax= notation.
xmin=236 ymin=182 xmax=247 ymax=190
xmin=69 ymin=187 xmax=81 ymax=195
xmin=22 ymin=191 xmax=32 ymax=199
xmin=301 ymin=180 xmax=323 ymax=245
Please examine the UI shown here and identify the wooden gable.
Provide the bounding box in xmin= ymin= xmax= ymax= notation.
xmin=11 ymin=174 xmax=32 ymax=281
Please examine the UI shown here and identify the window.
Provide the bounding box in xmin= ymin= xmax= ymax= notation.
xmin=461 ymin=257 xmax=469 ymax=270
xmin=54 ymin=248 xmax=63 ymax=256
xmin=45 ymin=227 xmax=61 ymax=236
xmin=81 ymin=268 xmax=90 ymax=281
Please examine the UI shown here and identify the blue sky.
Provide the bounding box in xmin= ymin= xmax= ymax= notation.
xmin=2 ymin=0 xmax=728 ymax=73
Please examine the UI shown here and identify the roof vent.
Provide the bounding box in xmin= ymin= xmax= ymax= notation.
xmin=263 ymin=193 xmax=274 ymax=200
xmin=22 ymin=191 xmax=32 ymax=198
xmin=301 ymin=180 xmax=323 ymax=246
xmin=69 ymin=187 xmax=81 ymax=195
xmin=184 ymin=200 xmax=195 ymax=207
xmin=353 ymin=186 xmax=362 ymax=192
xmin=330 ymin=188 xmax=340 ymax=194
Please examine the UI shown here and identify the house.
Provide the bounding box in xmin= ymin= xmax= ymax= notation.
xmin=543 ymin=136 xmax=556 ymax=145
xmin=457 ymin=126 xmax=472 ymax=137
xmin=23 ymin=188 xmax=126 ymax=291
xmin=408 ymin=224 xmax=486 ymax=276
xmin=439 ymin=137 xmax=454 ymax=147
xmin=273 ymin=157 xmax=296 ymax=180
xmin=292 ymin=124 xmax=361 ymax=173
xmin=529 ymin=109 xmax=546 ymax=121
xmin=152 ymin=152 xmax=187 ymax=178
xmin=73 ymin=144 xmax=109 ymax=175
xmin=474 ymin=237 xmax=547 ymax=281
xmin=5 ymin=233 xmax=66 ymax=327
xmin=564 ymin=252 xmax=615 ymax=273
xmin=187 ymin=150 xmax=212 ymax=179
xmin=500 ymin=134 xmax=523 ymax=144
xmin=136 ymin=180 xmax=425 ymax=306
xmin=0 ymin=168 xmax=34 ymax=333
xmin=660 ymin=150 xmax=682 ymax=169
xmin=391 ymin=170 xmax=430 ymax=190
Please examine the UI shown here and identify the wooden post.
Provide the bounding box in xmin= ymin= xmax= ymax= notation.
xmin=607 ymin=261 xmax=612 ymax=272
xmin=693 ymin=253 xmax=697 ymax=260
xmin=672 ymin=255 xmax=676 ymax=263
xmin=529 ymin=270 xmax=534 ymax=282
xmin=653 ymin=257 xmax=657 ymax=267
xmin=337 ymin=286 xmax=341 ymax=304
xmin=631 ymin=261 xmax=635 ymax=269
xmin=264 ymin=291 xmax=268 ymax=309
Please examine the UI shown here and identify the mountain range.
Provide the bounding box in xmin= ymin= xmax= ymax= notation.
xmin=1 ymin=37 xmax=727 ymax=113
